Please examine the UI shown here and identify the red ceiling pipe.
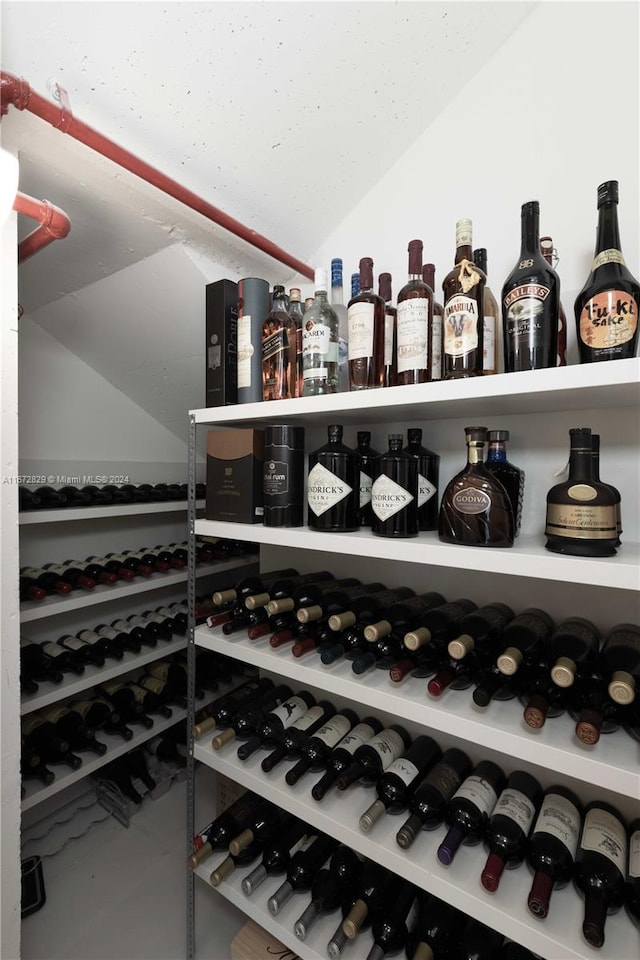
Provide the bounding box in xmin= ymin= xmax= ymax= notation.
xmin=0 ymin=71 xmax=314 ymax=280
xmin=13 ymin=190 xmax=71 ymax=263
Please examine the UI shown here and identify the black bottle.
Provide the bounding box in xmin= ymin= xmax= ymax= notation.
xmin=456 ymin=917 xmax=504 ymax=960
xmin=600 ymin=623 xmax=640 ymax=709
xmin=364 ymin=593 xmax=447 ymax=645
xmin=267 ymin=834 xmax=338 ymax=914
xmin=371 ymin=434 xmax=418 ymax=538
xmin=236 ymin=690 xmax=316 ymax=760
xmin=626 ymin=818 xmax=640 ymax=926
xmin=366 ymin=878 xmax=416 ymax=960
xmin=18 ymin=486 xmax=41 ymax=510
xmin=211 ymin=683 xmax=292 ymax=750
xmin=189 ymin=793 xmax=266 ymax=869
xmin=592 ymin=433 xmax=622 ymax=545
xmin=241 ymin=817 xmax=308 ymax=895
xmin=209 ymin=836 xmax=265 ymax=887
xmin=192 ymin=678 xmax=274 ymax=740
xmin=285 ymin=710 xmax=360 ymax=786
xmin=359 ymin=736 xmax=441 ymax=833
xmin=263 ymin=424 xmax=305 ymax=527
xmin=262 ymin=700 xmax=336 ymax=773
xmin=336 ymin=725 xmax=411 ymax=791
xmin=496 ymin=608 xmax=555 ymax=678
xmin=356 ymin=431 xmax=380 ymax=527
xmin=574 ymin=800 xmax=628 ymax=948
xmin=526 ymin=784 xmax=583 ymax=919
xmin=227 ymin=802 xmax=283 ymax=856
xmin=431 ymin=602 xmax=514 ymax=695
xmin=481 ymin=770 xmax=543 ymax=892
xmin=404 ymin=428 xmax=440 ymax=531
xmin=485 ymin=430 xmax=525 ymax=537
xmin=310 ymin=718 xmax=383 ymax=800
xmin=307 ymin=424 xmax=359 ymax=532
xmin=396 ymin=748 xmax=472 ymax=849
xmin=437 ymin=760 xmax=506 ymax=865
xmin=294 ymin=846 xmax=364 ymax=940
xmin=340 ymin=861 xmax=393 ymax=941
xmin=405 ymin=890 xmax=461 ymax=960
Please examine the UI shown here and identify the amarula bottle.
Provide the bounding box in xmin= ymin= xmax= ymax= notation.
xmin=481 ymin=770 xmax=543 ymax=892
xmin=359 ymin=735 xmax=441 ymax=833
xmin=404 ymin=428 xmax=440 ymax=532
xmin=574 ymin=180 xmax=639 ymax=363
xmin=540 ymin=236 xmax=567 ymax=365
xmin=574 ymin=801 xmax=628 ymax=948
xmin=378 ymin=272 xmax=397 ymax=387
xmin=396 ymin=748 xmax=472 ymax=849
xmin=438 ymin=426 xmax=514 ymax=547
xmin=422 ymin=263 xmax=443 ymax=380
xmin=307 ymin=425 xmax=359 ymax=532
xmin=600 ymin=623 xmax=640 ymax=707
xmin=262 ymin=285 xmax=296 ymax=401
xmin=330 ymin=258 xmax=350 ymax=393
xmin=371 ymin=434 xmax=418 ymax=538
xmin=347 ymin=257 xmax=386 ymax=390
xmin=526 ymin=785 xmax=583 ymax=919
xmin=436 ymin=760 xmax=506 ymax=865
xmin=502 ymin=200 xmax=559 ymax=371
xmin=288 ymin=287 xmax=305 ymax=398
xmin=302 ymin=268 xmax=339 ymax=396
xmin=442 ymin=219 xmax=485 ymax=378
xmin=485 ymin=430 xmax=525 ymax=537
xmin=356 ymin=431 xmax=380 ymax=528
xmin=396 ymin=240 xmax=432 ymax=385
xmin=545 ymin=427 xmax=618 ymax=557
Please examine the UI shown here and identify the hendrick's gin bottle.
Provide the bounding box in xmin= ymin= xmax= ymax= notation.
xmin=307 ymin=425 xmax=358 ymax=532
xmin=371 ymin=435 xmax=418 ymax=538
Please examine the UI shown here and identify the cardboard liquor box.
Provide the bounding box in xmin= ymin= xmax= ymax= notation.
xmin=205 ymin=279 xmax=238 ymax=407
xmin=230 ymin=920 xmax=300 ymax=960
xmin=206 ymin=429 xmax=264 ymax=523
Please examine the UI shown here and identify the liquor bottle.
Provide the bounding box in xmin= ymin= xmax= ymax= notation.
xmin=262 ymin=285 xmax=296 ymax=400
xmin=545 ymin=427 xmax=618 ymax=557
xmin=396 ymin=748 xmax=472 ymax=849
xmin=57 ymin=485 xmax=91 ymax=506
xmin=261 ymin=700 xmax=336 ymax=773
xmin=68 ymin=559 xmax=118 ymax=585
xmin=365 ymin=878 xmax=416 ymax=960
xmin=236 ymin=690 xmax=316 ymax=760
xmin=359 ymin=735 xmax=441 ymax=833
xmin=396 ymin=239 xmax=432 ymax=385
xmin=288 ymin=287 xmax=304 ymax=398
xmin=473 ymin=247 xmax=500 ymax=375
xmin=330 ymin=258 xmax=350 ymax=393
xmin=502 ymin=200 xmax=559 ymax=371
xmin=33 ymin=486 xmax=67 ymax=507
xmin=455 ymin=918 xmax=504 ymax=960
xmin=356 ymin=431 xmax=380 ymax=527
xmin=378 ymin=272 xmax=397 ymax=388
xmin=627 ymin=818 xmax=640 ymax=925
xmin=351 ymin=273 xmax=360 ymax=298
xmin=209 ymin=837 xmax=265 ymax=887
xmin=18 ymin=486 xmax=41 ymax=510
xmin=347 ymin=257 xmax=386 ymax=390
xmin=591 ymin=433 xmax=622 ymax=545
xmin=95 ymin=622 xmax=140 ymax=655
xmin=405 ymin=890 xmax=461 ymax=960
xmin=336 ymin=724 xmax=411 ymax=791
xmin=365 ymin=593 xmax=447 ymax=644
xmin=238 ymin=277 xmax=270 ymax=404
xmin=241 ymin=817 xmax=308 ymax=894
xmin=574 ymin=180 xmax=640 ymax=363
xmin=263 ymin=424 xmax=305 ymax=528
xmin=404 ymin=428 xmax=440 ymax=531
xmin=484 ymin=430 xmax=525 ymax=537
xmin=371 ymin=434 xmax=418 ymax=538
xmin=341 ymin=861 xmax=393 ymax=940
xmin=480 ymin=771 xmax=543 ymax=892
xmin=212 ymin=683 xmax=292 ymax=750
xmin=20 ymin=638 xmax=64 ymax=685
xmin=41 ymin=705 xmax=107 ymax=756
xmin=307 ymin=425 xmax=359 ymax=532
xmin=189 ymin=792 xmax=264 ymax=867
xmin=296 ymin=581 xmax=385 ymax=625
xmin=39 ymin=640 xmax=85 ymax=676
xmin=42 ymin=562 xmax=96 ymax=591
xmin=227 ymin=802 xmax=284 ymax=856
xmin=442 ymin=219 xmax=485 ymax=379
xmin=540 ymin=236 xmax=567 ymax=365
xmin=574 ymin=801 xmax=628 ymax=948
xmin=267 ymin=834 xmax=338 ymax=914
xmin=437 ymin=760 xmax=506 ymax=865
xmin=526 ymin=785 xmax=583 ymax=919
xmin=496 ymin=608 xmax=555 ymax=678
xmin=311 ymin=718 xmax=383 ymax=800
xmin=285 ymin=709 xmax=360 ymax=786
xmin=57 ymin=634 xmax=105 ymax=668
xmin=20 ymin=566 xmax=72 ymax=597
xmin=439 ymin=426 xmax=514 ymax=547
xmin=600 ymin=623 xmax=640 ymax=707
xmin=302 ymin=268 xmax=339 ymax=396
xmin=422 ymin=263 xmax=443 ymax=381
xmin=294 ymin=848 xmax=363 ymax=940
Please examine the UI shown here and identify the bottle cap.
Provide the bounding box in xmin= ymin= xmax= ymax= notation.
xmin=241 ymin=863 xmax=267 ymax=896
xmin=404 ymin=627 xmax=431 ymax=650
xmin=294 ymin=901 xmax=320 ymax=940
xmin=597 ymin=180 xmax=618 ymax=207
xmin=481 ymin=851 xmax=506 ymax=892
xmin=497 ymin=646 xmax=523 ymax=675
xmin=540 ymin=235 xmax=554 ymax=252
xmin=297 ymin=605 xmax=322 ymax=623
xmin=357 ymin=431 xmax=371 ymax=445
xmin=455 ymin=219 xmax=473 ymax=247
xmin=550 ymin=656 xmax=577 ymax=688
xmin=448 ymin=634 xmax=474 ymax=659
xmin=407 ymin=428 xmax=423 ymax=444
xmin=389 ymin=659 xmax=413 ymax=683
xmin=328 ymin=424 xmax=344 ymax=440
xmin=248 ymin=622 xmax=271 ymax=640
xmin=412 ymin=945 xmax=435 ymax=960
xmin=422 ymin=263 xmax=436 ymax=288
xmin=378 ymin=272 xmax=392 ymax=302
xmin=212 ymin=728 xmax=235 ymax=751
xmin=268 ymin=880 xmax=293 ymax=915
xmin=187 ymin=841 xmax=212 ymax=870
xmin=209 ymin=855 xmax=235 ymax=886
xmin=473 ymin=686 xmax=491 ymax=707
xmin=304 ymin=297 xmax=314 ymax=309
xmin=212 ymin=588 xmax=236 ymax=606
xmin=487 ymin=430 xmax=509 ymax=442
xmin=267 ymin=597 xmax=294 ymax=615
xmin=314 ymin=268 xmax=327 ymax=291
xmin=608 ymin=670 xmax=635 ymax=705
xmin=245 ymin=592 xmax=268 ymax=610
xmin=327 ymin=926 xmax=348 ymax=960
xmin=270 ymin=628 xmax=295 ymax=648
xmin=289 ymin=287 xmax=302 ymax=301
xmin=575 ymin=708 xmax=602 ymax=744
xmin=192 ymin=716 xmax=215 ymax=740
xmin=521 ymin=200 xmax=540 ymax=217
xmin=359 ymin=798 xmax=386 ymax=833
xmin=229 ymin=828 xmax=253 ymax=857
xmin=437 ymin=825 xmax=464 ymax=865
xmin=523 ymin=694 xmax=549 ymax=729
xmin=273 ymin=284 xmax=286 ymax=297
xmin=292 ymin=636 xmax=317 ymax=658
xmin=464 ymin=426 xmax=488 ymax=443
xmin=364 ymin=620 xmax=390 ymax=642
xmin=527 ymin=870 xmax=553 ymax=918
xmin=427 ymin=672 xmax=451 ymax=697
xmin=329 ymin=611 xmax=355 ymax=631
xmin=342 ymin=899 xmax=368 ymax=939
xmin=396 ymin=814 xmax=420 ymax=849
xmin=473 ymin=247 xmax=488 ymax=271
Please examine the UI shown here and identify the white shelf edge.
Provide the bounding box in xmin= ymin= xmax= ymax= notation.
xmin=194 ymin=743 xmax=636 ymax=960
xmin=194 ymin=626 xmax=640 ymax=800
xmin=19 ymin=499 xmax=206 ymax=525
xmin=20 ymin=635 xmax=188 ymax=716
xmin=19 ymin=556 xmax=258 ymax=623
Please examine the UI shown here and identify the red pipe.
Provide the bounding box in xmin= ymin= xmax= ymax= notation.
xmin=0 ymin=71 xmax=314 ymax=280
xmin=13 ymin=190 xmax=71 ymax=263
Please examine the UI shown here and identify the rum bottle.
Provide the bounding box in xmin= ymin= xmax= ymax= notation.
xmin=330 ymin=258 xmax=350 ymax=393
xmin=404 ymin=428 xmax=439 ymax=531
xmin=422 ymin=263 xmax=442 ymax=380
xmin=371 ymin=434 xmax=418 ymax=538
xmin=262 ymin=285 xmax=296 ymax=401
xmin=307 ymin=425 xmax=359 ymax=532
xmin=347 ymin=257 xmax=385 ymax=390
xmin=378 ymin=272 xmax=397 ymax=387
xmin=396 ymin=240 xmax=432 ymax=385
xmin=473 ymin=247 xmax=500 ymax=375
xmin=302 ymin=269 xmax=339 ymax=396
xmin=442 ymin=219 xmax=485 ymax=378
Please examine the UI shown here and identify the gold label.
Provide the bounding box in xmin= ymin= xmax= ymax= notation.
xmin=546 ymin=503 xmax=617 ymax=539
xmin=579 ymin=289 xmax=637 ymax=350
xmin=567 ymin=484 xmax=598 ymax=502
xmin=592 ymin=248 xmax=626 ymax=269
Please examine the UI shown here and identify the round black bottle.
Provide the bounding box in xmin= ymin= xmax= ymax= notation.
xmin=307 ymin=424 xmax=359 ymax=532
xmin=371 ymin=434 xmax=418 ymax=538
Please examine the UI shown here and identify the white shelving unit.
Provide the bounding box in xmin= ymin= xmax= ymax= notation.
xmin=19 ymin=499 xmax=206 ymax=525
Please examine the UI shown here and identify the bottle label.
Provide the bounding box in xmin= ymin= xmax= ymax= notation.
xmin=291 ymin=705 xmax=325 ymax=731
xmin=78 ymin=630 xmax=101 ymax=646
xmin=630 ymin=829 xmax=640 ymax=879
xmin=307 ymin=463 xmax=353 ymax=517
xmin=102 ymin=681 xmax=124 ymax=696
xmin=70 ymin=701 xmax=92 ymax=719
xmin=567 ymin=484 xmax=598 ymax=502
xmin=580 ymin=808 xmax=627 ymax=872
xmin=141 ymin=676 xmax=164 ymax=695
xmin=237 ymin=314 xmax=254 ymax=389
xmin=113 ymin=621 xmax=132 ymax=633
xmin=270 ymin=696 xmax=310 ymax=728
xmin=384 ymin=312 xmax=395 ymax=367
xmin=368 ymin=729 xmax=406 ymax=767
xmin=579 ymin=290 xmax=637 ymax=349
xmin=303 ymin=320 xmax=332 ymax=359
xmin=503 ymin=284 xmax=551 ymax=345
xmin=396 ymin=298 xmax=429 ymax=374
xmin=44 ymin=564 xmax=66 ymax=576
xmin=493 ymin=788 xmax=536 ymax=834
xmin=264 ymin=460 xmax=289 ymax=496
xmin=483 ymin=315 xmax=496 ymax=371
xmin=418 ymin=474 xmax=437 ymax=507
xmin=42 ymin=643 xmax=65 ymax=658
xmin=315 ymin=714 xmax=352 ymax=747
xmin=347 ymin=302 xmax=375 ymax=360
xmin=545 ymin=504 xmax=617 ymax=539
xmin=22 ymin=715 xmax=45 ymax=736
xmin=431 ymin=316 xmax=442 ymax=379
xmin=359 ymin=470 xmax=373 ymax=509
xmin=108 ymin=555 xmax=127 ymax=563
xmin=338 ymin=723 xmax=376 ymax=755
xmin=452 ymin=486 xmax=491 ymax=515
xmin=129 ymin=685 xmax=147 ymax=705
xmin=452 ymin=775 xmax=498 ymax=817
xmin=262 ymin=328 xmax=287 ymax=366
xmin=425 ymin=761 xmax=464 ymax=799
xmin=60 ymin=637 xmax=85 ymax=651
xmin=41 ymin=706 xmax=68 ymax=724
xmin=533 ymin=793 xmax=581 ymax=855
xmin=22 ymin=568 xmax=42 ymax=578
xmin=592 ymin=249 xmax=626 ymax=269
xmin=386 ymin=757 xmax=420 ymax=787
xmin=150 ymin=663 xmax=170 ymax=681
xmin=371 ymin=474 xmax=414 ymax=521
xmin=443 ymin=296 xmax=478 ymax=358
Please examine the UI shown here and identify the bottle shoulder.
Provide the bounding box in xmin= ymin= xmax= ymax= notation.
xmin=397 ymin=279 xmax=432 ymax=302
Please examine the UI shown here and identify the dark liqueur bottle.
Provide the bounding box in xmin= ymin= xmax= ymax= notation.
xmin=311 ymin=717 xmax=383 ymax=800
xmin=395 ymin=239 xmax=433 ymax=385
xmin=241 ymin=817 xmax=308 ymax=895
xmin=307 ymin=424 xmax=359 ymax=532
xmin=294 ymin=847 xmax=364 ymax=941
xmin=526 ymin=784 xmax=583 ymax=919
xmin=591 ymin=433 xmax=622 ymax=545
xmin=365 ymin=878 xmax=416 ymax=960
xmin=336 ymin=725 xmax=411 ymax=791
xmin=485 ymin=430 xmax=525 ymax=536
xmin=371 ymin=435 xmax=418 ymax=538
xmin=378 ymin=272 xmax=397 ymax=387
xmin=267 ymin=834 xmax=338 ymax=914
xmin=285 ymin=710 xmax=360 ymax=786
xmin=627 ymin=818 xmax=640 ymax=926
xmin=495 ymin=607 xmax=555 ymax=679
xmin=356 ymin=431 xmax=380 ymax=527
xmin=540 ymin=235 xmax=567 ymax=366
xmin=347 ymin=257 xmax=386 ymax=390
xmin=473 ymin=246 xmax=501 ymax=375
xmin=437 ymin=760 xmax=506 ymax=865
xmin=481 ymin=770 xmax=543 ymax=892
xmin=574 ymin=801 xmax=628 ymax=948
xmin=262 ymin=284 xmax=296 ymax=401
xmin=502 ymin=200 xmax=560 ymax=371
xmin=262 ymin=700 xmax=336 ymax=773
xmin=442 ymin=219 xmax=485 ymax=379
xmin=211 ymin=683 xmax=292 ymax=750
xmin=359 ymin=735 xmax=441 ymax=833
xmin=404 ymin=429 xmax=440 ymax=531
xmin=545 ymin=426 xmax=618 ymax=557
xmin=405 ymin=890 xmax=461 ymax=960
xmin=438 ymin=426 xmax=514 ymax=547
xmin=574 ymin=180 xmax=639 ymax=363
xmin=422 ymin=263 xmax=443 ymax=381
xmin=600 ymin=623 xmax=640 ymax=708
xmin=236 ymin=690 xmax=316 ymax=760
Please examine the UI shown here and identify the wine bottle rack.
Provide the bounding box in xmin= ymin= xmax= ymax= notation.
xmin=19 ymin=498 xmax=206 ymax=525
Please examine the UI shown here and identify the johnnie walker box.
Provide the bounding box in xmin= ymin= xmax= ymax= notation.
xmin=205 ymin=279 xmax=238 ymax=407
xmin=206 ymin=429 xmax=264 ymax=523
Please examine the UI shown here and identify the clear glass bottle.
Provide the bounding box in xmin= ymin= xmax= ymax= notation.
xmin=378 ymin=272 xmax=397 ymax=387
xmin=262 ymin=285 xmax=297 ymax=401
xmin=302 ymin=269 xmax=339 ymax=396
xmin=485 ymin=430 xmax=525 ymax=536
xmin=330 ymin=258 xmax=350 ymax=393
xmin=347 ymin=258 xmax=386 ymax=390
xmin=396 ymin=240 xmax=433 ymax=385
xmin=422 ymin=262 xmax=442 ymax=381
xmin=442 ymin=219 xmax=485 ymax=378
xmin=288 ymin=287 xmax=305 ymax=398
xmin=473 ymin=247 xmax=500 ymax=375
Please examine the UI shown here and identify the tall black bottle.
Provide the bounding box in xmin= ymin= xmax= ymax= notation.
xmin=359 ymin=735 xmax=441 ymax=833
xmin=307 ymin=424 xmax=359 ymax=532
xmin=357 ymin=431 xmax=380 ymax=527
xmin=371 ymin=434 xmax=418 ymax=538
xmin=396 ymin=748 xmax=472 ymax=850
xmin=404 ymin=428 xmax=440 ymax=531
xmin=574 ymin=800 xmax=628 ymax=948
xmin=480 ymin=770 xmax=543 ymax=892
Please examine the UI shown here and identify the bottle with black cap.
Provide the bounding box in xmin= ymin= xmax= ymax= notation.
xmin=356 ymin=431 xmax=380 ymax=527
xmin=371 ymin=434 xmax=418 ymax=538
xmin=307 ymin=424 xmax=359 ymax=532
xmin=485 ymin=429 xmax=525 ymax=536
xmin=263 ymin=424 xmax=305 ymax=526
xmin=473 ymin=246 xmax=501 ymax=376
xmin=403 ymin=428 xmax=439 ymax=531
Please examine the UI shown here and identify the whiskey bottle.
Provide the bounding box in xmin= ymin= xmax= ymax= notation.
xmin=540 ymin=236 xmax=567 ymax=365
xmin=378 ymin=272 xmax=397 ymax=387
xmin=422 ymin=263 xmax=442 ymax=380
xmin=330 ymin=259 xmax=350 ymax=393
xmin=442 ymin=219 xmax=485 ymax=378
xmin=288 ymin=287 xmax=305 ymax=398
xmin=238 ymin=277 xmax=270 ymax=404
xmin=262 ymin=285 xmax=296 ymax=401
xmin=574 ymin=180 xmax=639 ymax=363
xmin=438 ymin=426 xmax=514 ymax=547
xmin=502 ymin=201 xmax=559 ymax=372
xmin=545 ymin=427 xmax=618 ymax=557
xmin=404 ymin=428 xmax=439 ymax=531
xmin=302 ymin=269 xmax=339 ymax=396
xmin=356 ymin=431 xmax=380 ymax=527
xmin=307 ymin=425 xmax=359 ymax=532
xmin=485 ymin=429 xmax=525 ymax=536
xmin=473 ymin=247 xmax=500 ymax=375
xmin=347 ymin=257 xmax=386 ymax=390
xmin=371 ymin=434 xmax=418 ymax=538
xmin=396 ymin=240 xmax=432 ymax=385
xmin=592 ymin=433 xmax=622 ymax=544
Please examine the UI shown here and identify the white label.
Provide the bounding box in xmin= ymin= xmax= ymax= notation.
xmin=113 ymin=620 xmax=132 ymax=633
xmin=129 ymin=685 xmax=147 ymax=705
xmin=431 ymin=316 xmax=442 ymax=380
xmin=452 ymin=775 xmax=498 ymax=818
xmin=307 ymin=463 xmax=352 ymax=518
xmin=396 ymin=297 xmax=429 ymax=374
xmin=43 ymin=564 xmax=66 ymax=576
xmin=271 ymin=697 xmax=309 ymax=728
xmin=78 ymin=630 xmax=101 ymax=646
xmin=303 ymin=321 xmax=331 ymax=356
xmin=444 ymin=295 xmax=479 ymax=357
xmin=129 ymin=616 xmax=150 ymax=628
xmin=493 ymin=788 xmax=536 ymax=835
xmin=368 ymin=729 xmax=405 ymax=768
xmin=292 ymin=705 xmax=324 ymax=732
xmin=630 ymin=829 xmax=640 ymax=878
xmin=386 ymin=757 xmax=420 ymax=786
xmin=42 ymin=642 xmax=65 ymax=658
xmin=418 ymin=473 xmax=437 ymax=508
xmin=107 ymin=554 xmax=127 ymax=563
xmin=143 ymin=613 xmax=164 ymax=625
xmin=359 ymin=471 xmax=373 ymax=509
xmin=371 ymin=474 xmax=414 ymax=521
xmin=41 ymin=705 xmax=69 ymax=724
xmin=483 ymin=315 xmax=496 ymax=371
xmin=22 ymin=568 xmax=42 ymax=578
xmin=315 ymin=715 xmax=352 ymax=748
xmin=97 ymin=627 xmax=118 ymax=640
xmin=337 ymin=722 xmax=376 ymax=756
xmin=533 ymin=793 xmax=581 ymax=856
xmin=141 ymin=676 xmax=164 ymax=695
xmin=348 ymin=302 xmax=375 ymax=360
xmin=580 ymin=808 xmax=627 ymax=872
xmin=60 ymin=637 xmax=85 ymax=651
xmin=102 ymin=680 xmax=125 ymax=696
xmin=384 ymin=312 xmax=395 ymax=367
xmin=237 ymin=314 xmax=254 ymax=389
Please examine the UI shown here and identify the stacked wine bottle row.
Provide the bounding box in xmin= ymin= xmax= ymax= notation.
xmin=191 ymin=679 xmax=639 ymax=950
xmin=95 ymin=725 xmax=191 ymax=806
xmin=205 ymin=568 xmax=640 ymax=746
xmin=191 ymin=791 xmax=546 ymax=960
xmin=18 ymin=481 xmax=207 ymax=510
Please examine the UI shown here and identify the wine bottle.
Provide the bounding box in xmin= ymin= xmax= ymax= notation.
xmin=102 ymin=483 xmax=133 ymax=503
xmin=79 ymin=697 xmax=132 ymax=741
xmin=331 ymin=258 xmax=350 ymax=393
xmin=442 ymin=219 xmax=485 ymax=379
xmin=288 ymin=287 xmax=304 ymax=399
xmin=241 ymin=817 xmax=308 ymax=895
xmin=310 ymin=718 xmax=383 ymax=800
xmin=124 ymin=748 xmax=156 ymax=791
xmin=21 ymin=741 xmax=54 ymax=786
xmin=396 ymin=747 xmax=472 ymax=849
xmin=547 ymin=617 xmax=601 ymax=692
xmin=365 ymin=593 xmax=447 ymax=644
xmin=33 ymin=486 xmax=67 ymax=507
xmin=403 ymin=599 xmax=478 ymax=656
xmin=285 ymin=710 xmax=360 ymax=786
xmin=192 ymin=678 xmax=274 ymax=739
xmin=378 ymin=272 xmax=397 ymax=388
xmin=228 ymin=802 xmax=283 ymax=856
xmin=126 ymin=615 xmax=160 ymax=646
xmin=437 ymin=760 xmax=505 ymax=865
xmin=268 ymin=834 xmax=338 ymax=914
xmin=69 ymin=559 xmax=118 ymax=585
xmin=189 ymin=792 xmax=265 ymax=868
xmin=356 ymin=431 xmax=380 ymax=528
xmin=18 ymin=486 xmax=42 ymax=511
xmin=422 ymin=263 xmax=443 ymax=381
xmin=365 ymin=879 xmax=416 ymax=960
xmin=211 ymin=683 xmax=292 ymax=750
xmin=307 ymin=424 xmax=359 ymax=532
xmin=95 ymin=623 xmax=140 ymax=655
xmin=570 ymin=669 xmax=624 ymax=745
xmin=262 ymin=285 xmax=296 ymax=401
xmin=127 ymin=682 xmax=172 ymax=719
xmin=502 ymin=200 xmax=559 ymax=371
xmin=574 ymin=180 xmax=639 ymax=363
xmin=526 ymin=785 xmax=583 ymax=919
xmin=20 ymin=638 xmax=64 ymax=685
xmin=496 ymin=607 xmax=555 ymax=678
xmin=39 ymin=640 xmax=85 ymax=676
xmin=346 ymin=255 xmax=386 ymax=390
xmin=140 ymin=610 xmax=173 ymax=641
xmin=104 ymin=552 xmax=152 ymax=578
xmin=396 ymin=239 xmax=432 ymax=385
xmin=302 ymin=268 xmax=339 ymax=396
xmin=57 ymin=633 xmax=105 ymax=668
xmin=481 ymin=770 xmax=543 ymax=892
xmin=328 ymin=587 xmax=415 ymax=635
xmin=261 ymin=701 xmax=336 ymax=774
xmin=445 ymin=602 xmax=514 ymax=670
xmin=521 ymin=661 xmax=571 ymax=730
xmin=455 ymin=917 xmax=504 ymax=960
xmin=89 ymin=555 xmax=135 ymax=581
xmin=20 ymin=566 xmax=72 ymax=597
xmin=156 ymin=603 xmax=187 ymax=634
xmin=473 ymin=246 xmax=500 ymax=376
xmin=209 ymin=836 xmax=264 ymax=886
xmin=42 ymin=561 xmax=96 ymax=591
xmin=403 ymin=429 xmax=440 ymax=532
xmin=297 ymin=582 xmax=385 ymax=626
xmin=78 ymin=484 xmax=110 ymax=504
xmin=41 ymin=705 xmax=107 ymax=756
xmin=22 ymin=713 xmax=77 ymax=768
xmin=121 ymin=550 xmax=155 ymax=575
xmin=484 ymin=430 xmax=525 ymax=537
xmin=336 ymin=724 xmax=411 ymax=792
xmin=359 ymin=735 xmax=441 ymax=833
xmin=627 ymin=818 xmax=640 ymax=926
xmin=405 ymin=889 xmax=461 ymax=960
xmin=540 ymin=235 xmax=567 ymax=366
xmin=294 ymin=848 xmax=362 ymax=941
xmin=19 ymin=573 xmax=47 ymax=602
xmin=574 ymin=801 xmax=628 ymax=948
xmin=245 ymin=570 xmax=331 ymax=613
xmin=371 ymin=434 xmax=418 ymax=538
xmin=600 ymin=623 xmax=640 ymax=707
xmin=98 ymin=681 xmax=152 ymax=727
xmin=439 ymin=426 xmax=514 ymax=547
xmin=236 ymin=690 xmax=316 ymax=760
xmin=269 ymin=578 xmax=358 ymax=626
xmin=341 ymin=861 xmax=392 ymax=940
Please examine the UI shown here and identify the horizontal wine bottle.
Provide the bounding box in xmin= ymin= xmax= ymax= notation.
xmin=437 ymin=760 xmax=506 ymax=865
xmin=336 ymin=725 xmax=411 ymax=791
xmin=261 ymin=701 xmax=336 ymax=774
xmin=359 ymin=735 xmax=441 ymax=833
xmin=574 ymin=800 xmax=628 ymax=948
xmin=285 ymin=710 xmax=359 ymax=786
xmin=237 ymin=690 xmax=316 ymax=760
xmin=481 ymin=770 xmax=543 ymax=892
xmin=396 ymin=747 xmax=472 ymax=849
xmin=526 ymin=785 xmax=583 ymax=919
xmin=268 ymin=834 xmax=337 ymax=915
xmin=241 ymin=817 xmax=308 ymax=895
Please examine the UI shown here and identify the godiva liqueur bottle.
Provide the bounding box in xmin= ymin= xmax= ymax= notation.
xmin=307 ymin=425 xmax=359 ymax=532
xmin=442 ymin=219 xmax=485 ymax=379
xmin=371 ymin=434 xmax=418 ymax=538
xmin=574 ymin=180 xmax=639 ymax=363
xmin=438 ymin=426 xmax=514 ymax=547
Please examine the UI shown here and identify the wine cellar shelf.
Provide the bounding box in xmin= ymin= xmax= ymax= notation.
xmin=19 ymin=499 xmax=206 ymax=525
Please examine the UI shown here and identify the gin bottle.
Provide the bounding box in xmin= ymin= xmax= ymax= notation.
xmin=307 ymin=425 xmax=359 ymax=532
xmin=371 ymin=434 xmax=418 ymax=539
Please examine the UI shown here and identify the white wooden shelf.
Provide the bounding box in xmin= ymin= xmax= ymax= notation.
xmin=194 ymin=626 xmax=640 ymax=800
xmin=19 ymin=556 xmax=258 ymax=623
xmin=192 ymin=359 xmax=640 ymax=428
xmin=194 ymin=741 xmax=636 ymax=960
xmin=20 ymin=635 xmax=188 ymax=716
xmin=19 ymin=499 xmax=205 ymax=525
